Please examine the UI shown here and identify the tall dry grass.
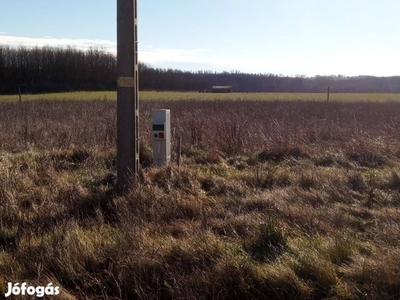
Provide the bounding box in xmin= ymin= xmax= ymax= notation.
xmin=0 ymin=99 xmax=400 ymax=299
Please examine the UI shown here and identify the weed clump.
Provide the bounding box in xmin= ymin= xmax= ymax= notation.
xmin=244 ymin=218 xmax=288 ymax=262
xmin=0 ymin=229 xmax=18 ymax=251
xmin=255 ymin=146 xmax=306 ymax=163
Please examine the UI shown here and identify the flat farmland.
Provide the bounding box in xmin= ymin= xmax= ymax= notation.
xmin=1 ymin=91 xmax=400 ymax=102
xmin=0 ymin=97 xmax=400 ymax=299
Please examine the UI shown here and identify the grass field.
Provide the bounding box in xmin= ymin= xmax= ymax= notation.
xmin=0 ymin=96 xmax=400 ymax=299
xmin=1 ymin=90 xmax=400 ymax=102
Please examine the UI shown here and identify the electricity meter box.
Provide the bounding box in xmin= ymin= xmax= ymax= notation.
xmin=152 ymin=109 xmax=171 ymax=166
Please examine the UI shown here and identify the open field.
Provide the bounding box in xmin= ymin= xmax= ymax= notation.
xmin=1 ymin=98 xmax=400 ymax=299
xmin=1 ymin=91 xmax=400 ymax=102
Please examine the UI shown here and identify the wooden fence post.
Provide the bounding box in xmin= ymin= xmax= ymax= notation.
xmin=327 ymin=86 xmax=330 ymax=102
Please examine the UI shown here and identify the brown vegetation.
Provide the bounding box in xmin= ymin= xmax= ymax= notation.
xmin=0 ymin=98 xmax=400 ymax=299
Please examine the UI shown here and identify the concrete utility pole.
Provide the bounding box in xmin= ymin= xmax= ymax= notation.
xmin=117 ymin=0 xmax=139 ymax=193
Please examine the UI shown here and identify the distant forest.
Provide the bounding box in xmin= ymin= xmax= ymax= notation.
xmin=1 ymin=45 xmax=400 ymax=94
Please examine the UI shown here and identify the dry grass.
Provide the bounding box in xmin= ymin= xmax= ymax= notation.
xmin=2 ymin=91 xmax=400 ymax=102
xmin=0 ymin=99 xmax=400 ymax=299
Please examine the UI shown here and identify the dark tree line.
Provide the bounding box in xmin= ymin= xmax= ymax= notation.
xmin=0 ymin=46 xmax=116 ymax=93
xmin=1 ymin=45 xmax=400 ymax=94
xmin=143 ymin=69 xmax=400 ymax=93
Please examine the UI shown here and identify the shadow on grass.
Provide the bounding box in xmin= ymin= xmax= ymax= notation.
xmin=68 ymin=189 xmax=119 ymax=224
xmin=29 ymin=187 xmax=119 ymax=235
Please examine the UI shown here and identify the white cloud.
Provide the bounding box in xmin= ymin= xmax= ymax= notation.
xmin=0 ymin=34 xmax=117 ymax=53
xmin=0 ymin=35 xmax=221 ymax=70
xmin=138 ymin=45 xmax=236 ymax=71
xmin=138 ymin=45 xmax=255 ymax=72
xmin=139 ymin=46 xmax=210 ymax=64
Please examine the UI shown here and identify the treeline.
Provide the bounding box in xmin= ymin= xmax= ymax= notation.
xmin=0 ymin=46 xmax=116 ymax=93
xmin=141 ymin=67 xmax=400 ymax=93
xmin=1 ymin=45 xmax=400 ymax=94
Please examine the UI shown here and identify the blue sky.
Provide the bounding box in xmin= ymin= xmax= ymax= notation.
xmin=1 ymin=0 xmax=399 ymax=76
